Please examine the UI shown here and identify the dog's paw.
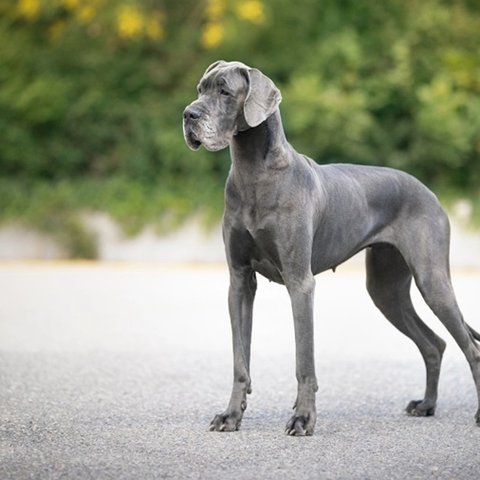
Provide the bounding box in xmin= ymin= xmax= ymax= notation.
xmin=285 ymin=414 xmax=315 ymax=436
xmin=209 ymin=411 xmax=242 ymax=432
xmin=406 ymin=400 xmax=435 ymax=417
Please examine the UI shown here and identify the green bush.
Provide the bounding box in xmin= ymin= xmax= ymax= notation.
xmin=1 ymin=0 xmax=480 ymax=257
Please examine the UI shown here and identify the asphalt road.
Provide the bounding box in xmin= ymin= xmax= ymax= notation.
xmin=1 ymin=261 xmax=480 ymax=479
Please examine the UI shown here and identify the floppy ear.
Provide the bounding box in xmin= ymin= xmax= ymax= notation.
xmin=243 ymin=68 xmax=282 ymax=128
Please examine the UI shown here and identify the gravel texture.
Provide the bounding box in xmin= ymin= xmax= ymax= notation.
xmin=1 ymin=262 xmax=479 ymax=479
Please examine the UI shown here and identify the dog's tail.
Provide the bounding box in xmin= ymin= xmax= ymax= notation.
xmin=467 ymin=323 xmax=480 ymax=343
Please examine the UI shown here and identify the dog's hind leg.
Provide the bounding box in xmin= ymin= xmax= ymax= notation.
xmin=366 ymin=244 xmax=446 ymax=416
xmin=413 ymin=265 xmax=480 ymax=425
xmin=394 ymin=211 xmax=480 ymax=425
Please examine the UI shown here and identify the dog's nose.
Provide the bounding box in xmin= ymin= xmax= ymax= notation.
xmin=183 ymin=106 xmax=202 ymax=121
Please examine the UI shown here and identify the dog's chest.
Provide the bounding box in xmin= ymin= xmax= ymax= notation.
xmin=241 ymin=204 xmax=275 ymax=233
xmin=240 ymin=207 xmax=287 ymax=283
xmin=227 ymin=183 xmax=280 ymax=231
xmin=225 ymin=175 xmax=293 ymax=283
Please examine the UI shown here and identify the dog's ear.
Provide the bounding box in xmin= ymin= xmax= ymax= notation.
xmin=243 ymin=68 xmax=282 ymax=128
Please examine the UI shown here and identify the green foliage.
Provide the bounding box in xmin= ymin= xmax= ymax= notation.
xmin=0 ymin=175 xmax=224 ymax=257
xmin=1 ymin=0 xmax=480 ymax=257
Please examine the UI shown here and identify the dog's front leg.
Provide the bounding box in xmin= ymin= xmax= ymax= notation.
xmin=209 ymin=267 xmax=256 ymax=432
xmin=285 ymin=274 xmax=318 ymax=436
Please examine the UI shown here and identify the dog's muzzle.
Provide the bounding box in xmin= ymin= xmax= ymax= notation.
xmin=183 ymin=106 xmax=203 ymax=150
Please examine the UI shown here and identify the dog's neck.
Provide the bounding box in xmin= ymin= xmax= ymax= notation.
xmin=230 ymin=110 xmax=291 ymax=171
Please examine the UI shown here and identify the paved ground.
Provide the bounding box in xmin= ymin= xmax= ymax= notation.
xmin=1 ymin=261 xmax=480 ymax=479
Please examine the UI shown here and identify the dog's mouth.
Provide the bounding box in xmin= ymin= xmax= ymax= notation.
xmin=184 ymin=128 xmax=202 ymax=151
xmin=189 ymin=136 xmax=202 ymax=150
xmin=184 ymin=122 xmax=230 ymax=152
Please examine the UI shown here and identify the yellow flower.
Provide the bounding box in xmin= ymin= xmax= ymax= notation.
xmin=76 ymin=4 xmax=95 ymax=24
xmin=202 ymin=22 xmax=224 ymax=49
xmin=146 ymin=14 xmax=165 ymax=41
xmin=117 ymin=4 xmax=144 ymax=39
xmin=236 ymin=0 xmax=264 ymax=24
xmin=61 ymin=0 xmax=79 ymax=10
xmin=206 ymin=0 xmax=226 ymax=19
xmin=18 ymin=0 xmax=40 ymax=19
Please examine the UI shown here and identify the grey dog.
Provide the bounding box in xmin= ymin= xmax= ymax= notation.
xmin=183 ymin=60 xmax=480 ymax=436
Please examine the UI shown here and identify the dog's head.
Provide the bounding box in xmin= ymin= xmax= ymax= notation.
xmin=183 ymin=60 xmax=282 ymax=151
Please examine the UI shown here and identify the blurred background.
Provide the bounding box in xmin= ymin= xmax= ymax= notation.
xmin=1 ymin=0 xmax=480 ymax=260
xmin=1 ymin=5 xmax=480 ymax=476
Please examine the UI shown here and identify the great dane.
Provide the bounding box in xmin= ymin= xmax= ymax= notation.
xmin=183 ymin=60 xmax=480 ymax=436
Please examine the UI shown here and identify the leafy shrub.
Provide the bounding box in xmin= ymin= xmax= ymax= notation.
xmin=1 ymin=0 xmax=480 ymax=256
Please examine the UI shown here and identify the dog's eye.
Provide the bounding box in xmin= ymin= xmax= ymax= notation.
xmin=220 ymin=88 xmax=231 ymax=96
